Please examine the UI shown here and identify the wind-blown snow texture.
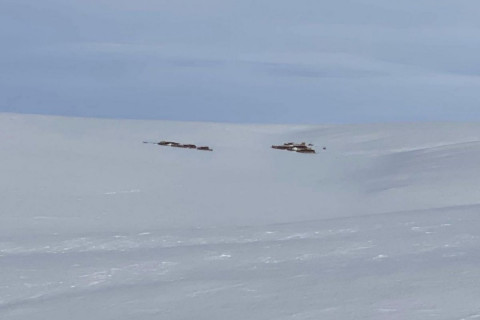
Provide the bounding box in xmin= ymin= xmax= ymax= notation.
xmin=1 ymin=113 xmax=480 ymax=319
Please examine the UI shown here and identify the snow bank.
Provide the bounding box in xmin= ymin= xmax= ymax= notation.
xmin=1 ymin=113 xmax=480 ymax=319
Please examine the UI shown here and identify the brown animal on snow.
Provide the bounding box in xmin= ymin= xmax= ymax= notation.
xmin=158 ymin=141 xmax=176 ymax=146
xmin=296 ymin=148 xmax=316 ymax=154
xmin=272 ymin=145 xmax=291 ymax=150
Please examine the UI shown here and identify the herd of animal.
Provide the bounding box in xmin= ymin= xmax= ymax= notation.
xmin=147 ymin=141 xmax=213 ymax=151
xmin=145 ymin=140 xmax=324 ymax=154
xmin=271 ymin=142 xmax=317 ymax=153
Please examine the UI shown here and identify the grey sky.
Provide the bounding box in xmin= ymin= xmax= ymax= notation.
xmin=2 ymin=0 xmax=480 ymax=123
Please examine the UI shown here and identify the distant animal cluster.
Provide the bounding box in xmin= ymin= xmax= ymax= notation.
xmin=145 ymin=140 xmax=325 ymax=154
xmin=144 ymin=141 xmax=213 ymax=151
xmin=271 ymin=142 xmax=316 ymax=153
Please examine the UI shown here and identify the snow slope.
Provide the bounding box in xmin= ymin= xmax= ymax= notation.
xmin=1 ymin=113 xmax=480 ymax=319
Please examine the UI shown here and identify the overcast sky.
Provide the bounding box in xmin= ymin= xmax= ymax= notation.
xmin=2 ymin=0 xmax=480 ymax=123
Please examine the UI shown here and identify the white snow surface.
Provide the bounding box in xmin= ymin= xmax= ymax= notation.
xmin=1 ymin=113 xmax=480 ymax=319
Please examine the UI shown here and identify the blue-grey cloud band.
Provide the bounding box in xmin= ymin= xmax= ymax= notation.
xmin=2 ymin=0 xmax=480 ymax=123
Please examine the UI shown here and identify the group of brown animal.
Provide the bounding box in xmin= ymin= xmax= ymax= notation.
xmin=157 ymin=141 xmax=213 ymax=151
xmin=271 ymin=142 xmax=318 ymax=153
xmin=148 ymin=141 xmax=323 ymax=154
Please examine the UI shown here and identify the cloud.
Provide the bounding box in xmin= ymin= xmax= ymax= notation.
xmin=2 ymin=0 xmax=480 ymax=122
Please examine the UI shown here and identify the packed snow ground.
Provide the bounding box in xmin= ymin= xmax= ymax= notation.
xmin=1 ymin=113 xmax=480 ymax=319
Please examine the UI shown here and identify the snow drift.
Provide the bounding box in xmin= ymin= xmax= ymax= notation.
xmin=1 ymin=113 xmax=480 ymax=319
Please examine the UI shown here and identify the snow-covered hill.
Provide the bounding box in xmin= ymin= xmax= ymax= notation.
xmin=1 ymin=113 xmax=480 ymax=319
